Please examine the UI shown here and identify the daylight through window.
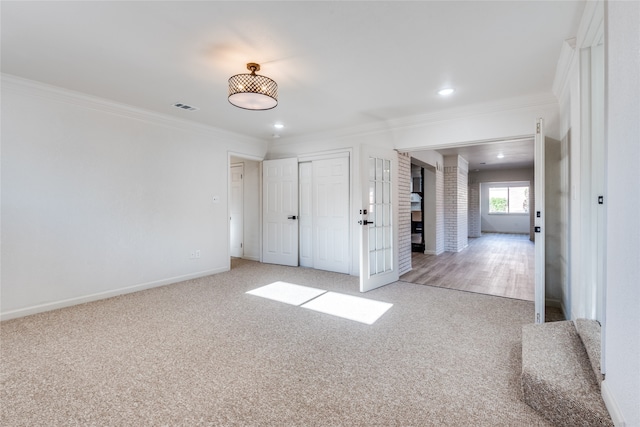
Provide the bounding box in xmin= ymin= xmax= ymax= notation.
xmin=489 ymin=186 xmax=529 ymax=214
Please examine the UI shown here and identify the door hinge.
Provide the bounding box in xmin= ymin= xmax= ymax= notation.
xmin=536 ymin=313 xmax=540 ymax=323
xmin=598 ymin=195 xmax=604 ymax=205
xmin=536 ymin=123 xmax=541 ymax=134
xmin=240 ymin=243 xmax=243 ymax=248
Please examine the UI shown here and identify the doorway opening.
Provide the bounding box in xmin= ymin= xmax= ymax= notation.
xmin=229 ymin=154 xmax=262 ymax=269
xmin=401 ymin=133 xmax=566 ymax=322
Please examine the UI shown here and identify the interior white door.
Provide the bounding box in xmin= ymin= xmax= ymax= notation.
xmin=534 ymin=118 xmax=546 ymax=323
xmin=230 ymin=164 xmax=244 ymax=258
xmin=313 ymin=156 xmax=350 ymax=274
xmin=298 ymin=162 xmax=313 ymax=267
xmin=263 ymin=158 xmax=299 ymax=266
xmin=359 ymin=145 xmax=399 ymax=292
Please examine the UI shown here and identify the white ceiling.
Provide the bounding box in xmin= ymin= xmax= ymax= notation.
xmin=1 ymin=1 xmax=584 ymax=167
xmin=417 ymin=138 xmax=535 ymax=171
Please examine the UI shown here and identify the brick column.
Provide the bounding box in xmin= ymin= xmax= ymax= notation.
xmin=444 ymin=155 xmax=469 ymax=252
xmin=468 ymin=179 xmax=481 ymax=238
xmin=435 ymin=162 xmax=445 ymax=255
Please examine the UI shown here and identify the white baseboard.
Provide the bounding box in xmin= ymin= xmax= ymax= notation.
xmin=0 ymin=267 xmax=228 ymax=321
xmin=424 ymin=250 xmax=437 ymax=255
xmin=601 ymin=380 xmax=626 ymax=426
xmin=241 ymin=256 xmax=260 ymax=262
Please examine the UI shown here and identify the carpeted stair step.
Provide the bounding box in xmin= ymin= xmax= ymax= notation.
xmin=521 ymin=320 xmax=613 ymax=426
xmin=575 ymin=318 xmax=604 ymax=386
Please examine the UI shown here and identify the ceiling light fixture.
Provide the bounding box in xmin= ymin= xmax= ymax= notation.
xmin=274 ymin=123 xmax=284 ymax=129
xmin=497 ymin=153 xmax=505 ymax=159
xmin=438 ymin=88 xmax=455 ymax=96
xmin=228 ymin=63 xmax=278 ymax=110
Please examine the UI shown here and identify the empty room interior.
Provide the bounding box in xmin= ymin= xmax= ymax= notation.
xmin=1 ymin=1 xmax=638 ymax=426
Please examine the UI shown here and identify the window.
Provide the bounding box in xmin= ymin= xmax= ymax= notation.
xmin=489 ymin=186 xmax=529 ymax=214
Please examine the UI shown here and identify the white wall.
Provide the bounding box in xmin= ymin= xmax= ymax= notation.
xmin=601 ymin=1 xmax=640 ymax=425
xmin=469 ymin=168 xmax=534 ymax=234
xmin=1 ymin=76 xmax=266 ymax=319
xmin=479 ymin=181 xmax=530 ymax=234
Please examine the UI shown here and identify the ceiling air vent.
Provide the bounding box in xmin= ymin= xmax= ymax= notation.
xmin=171 ymin=102 xmax=199 ymax=111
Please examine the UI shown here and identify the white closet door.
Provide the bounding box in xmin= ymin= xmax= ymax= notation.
xmin=298 ymin=162 xmax=313 ymax=267
xmin=313 ymin=157 xmax=350 ymax=274
xmin=262 ymin=158 xmax=299 ymax=266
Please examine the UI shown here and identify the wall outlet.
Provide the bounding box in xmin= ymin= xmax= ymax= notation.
xmin=212 ymin=195 xmax=220 ymax=203
xmin=190 ymin=250 xmax=196 ymax=259
xmin=195 ymin=250 xmax=201 ymax=258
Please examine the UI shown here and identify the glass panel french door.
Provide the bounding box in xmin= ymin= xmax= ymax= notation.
xmin=360 ymin=145 xmax=399 ymax=292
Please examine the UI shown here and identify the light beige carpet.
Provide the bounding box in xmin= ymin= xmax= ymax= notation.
xmin=1 ymin=259 xmax=552 ymax=426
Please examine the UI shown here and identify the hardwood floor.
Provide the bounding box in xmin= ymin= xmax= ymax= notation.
xmin=401 ymin=233 xmax=534 ymax=301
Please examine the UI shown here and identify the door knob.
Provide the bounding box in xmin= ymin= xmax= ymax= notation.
xmin=358 ymin=220 xmax=374 ymax=225
xmin=288 ymin=215 xmax=298 ymax=220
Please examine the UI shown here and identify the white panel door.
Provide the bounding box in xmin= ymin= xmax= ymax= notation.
xmin=263 ymin=158 xmax=299 ymax=266
xmin=299 ymin=162 xmax=313 ymax=267
xmin=360 ymin=145 xmax=399 ymax=292
xmin=230 ymin=164 xmax=244 ymax=258
xmin=534 ymin=118 xmax=546 ymax=323
xmin=313 ymin=157 xmax=350 ymax=274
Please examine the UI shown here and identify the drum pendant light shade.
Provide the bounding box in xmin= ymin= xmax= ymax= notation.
xmin=228 ymin=63 xmax=278 ymax=110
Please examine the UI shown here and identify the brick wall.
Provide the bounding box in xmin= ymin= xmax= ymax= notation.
xmin=398 ymin=152 xmax=412 ymax=275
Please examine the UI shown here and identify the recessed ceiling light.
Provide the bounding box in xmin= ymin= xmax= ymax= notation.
xmin=497 ymin=153 xmax=505 ymax=159
xmin=274 ymin=123 xmax=284 ymax=129
xmin=438 ymin=88 xmax=455 ymax=96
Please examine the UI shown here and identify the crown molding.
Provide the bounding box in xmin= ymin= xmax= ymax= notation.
xmin=1 ymin=74 xmax=266 ymax=147
xmin=552 ymin=38 xmax=577 ymax=100
xmin=577 ymin=0 xmax=604 ymax=48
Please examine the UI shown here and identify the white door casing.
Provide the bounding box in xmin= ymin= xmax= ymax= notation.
xmin=359 ymin=145 xmax=399 ymax=292
xmin=299 ymin=162 xmax=313 ymax=267
xmin=263 ymin=158 xmax=299 ymax=266
xmin=534 ymin=118 xmax=546 ymax=323
xmin=230 ymin=164 xmax=244 ymax=258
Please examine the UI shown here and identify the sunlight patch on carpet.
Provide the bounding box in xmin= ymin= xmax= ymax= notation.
xmin=300 ymin=292 xmax=393 ymax=325
xmin=246 ymin=281 xmax=327 ymax=306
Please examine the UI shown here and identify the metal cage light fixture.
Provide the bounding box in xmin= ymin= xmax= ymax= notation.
xmin=228 ymin=63 xmax=278 ymax=110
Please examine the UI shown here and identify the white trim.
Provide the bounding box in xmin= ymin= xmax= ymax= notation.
xmin=552 ymin=38 xmax=577 ymax=100
xmin=601 ymin=380 xmax=627 ymax=427
xmin=0 ymin=268 xmax=227 ymax=321
xmin=1 ymin=74 xmax=265 ymax=147
xmin=577 ymin=0 xmax=604 ymax=48
xmin=229 ymin=151 xmax=264 ymax=163
xmin=400 ymin=135 xmax=535 ymax=154
xmin=298 ymin=149 xmax=351 ymax=162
